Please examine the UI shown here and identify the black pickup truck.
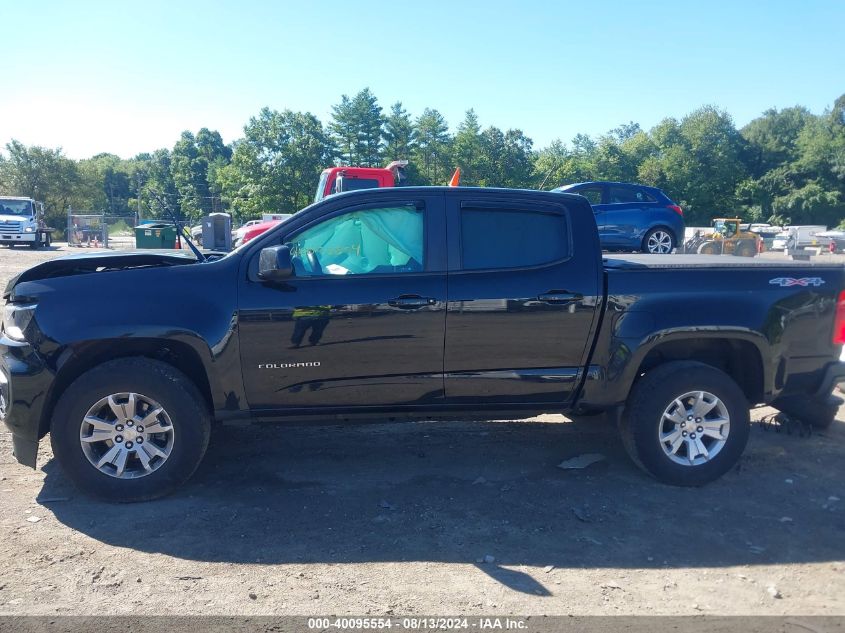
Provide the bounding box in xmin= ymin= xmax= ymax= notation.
xmin=2 ymin=187 xmax=844 ymax=501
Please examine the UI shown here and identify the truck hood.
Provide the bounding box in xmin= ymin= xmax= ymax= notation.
xmin=0 ymin=214 xmax=33 ymax=223
xmin=4 ymin=249 xmax=198 ymax=299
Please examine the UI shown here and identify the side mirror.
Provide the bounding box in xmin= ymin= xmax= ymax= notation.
xmin=258 ymin=245 xmax=293 ymax=280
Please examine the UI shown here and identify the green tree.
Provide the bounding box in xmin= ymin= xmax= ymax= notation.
xmin=0 ymin=140 xmax=81 ymax=228
xmin=171 ymin=129 xmax=231 ymax=220
xmin=383 ymin=102 xmax=415 ymax=161
xmin=216 ymin=108 xmax=331 ymax=219
xmin=452 ymin=109 xmax=484 ymax=186
xmin=414 ymin=108 xmax=451 ymax=184
xmin=478 ymin=126 xmax=506 ymax=187
xmin=329 ymin=88 xmax=384 ymax=166
xmin=383 ymin=102 xmax=423 ymax=183
xmin=533 ymin=139 xmax=570 ymax=189
xmin=142 ymin=149 xmax=180 ymax=219
xmin=501 ymin=129 xmax=534 ymax=188
xmin=76 ymin=153 xmax=135 ymax=215
xmin=637 ymin=107 xmax=747 ymax=224
xmin=741 ymin=106 xmax=812 ymax=177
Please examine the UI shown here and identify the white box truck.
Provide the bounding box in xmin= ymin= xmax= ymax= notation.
xmin=0 ymin=197 xmax=53 ymax=248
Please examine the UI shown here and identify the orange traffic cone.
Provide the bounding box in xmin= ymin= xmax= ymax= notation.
xmin=448 ymin=168 xmax=461 ymax=187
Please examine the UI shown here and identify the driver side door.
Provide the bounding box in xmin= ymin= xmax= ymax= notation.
xmin=237 ymin=195 xmax=447 ymax=412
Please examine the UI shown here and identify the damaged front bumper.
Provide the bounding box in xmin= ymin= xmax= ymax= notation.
xmin=0 ymin=334 xmax=51 ymax=468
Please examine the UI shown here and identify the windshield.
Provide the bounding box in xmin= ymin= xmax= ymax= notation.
xmin=314 ymin=171 xmax=329 ymax=203
xmin=713 ymin=220 xmax=737 ymax=236
xmin=0 ymin=199 xmax=33 ymax=216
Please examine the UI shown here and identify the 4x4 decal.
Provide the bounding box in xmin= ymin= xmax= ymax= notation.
xmin=769 ymin=277 xmax=826 ymax=287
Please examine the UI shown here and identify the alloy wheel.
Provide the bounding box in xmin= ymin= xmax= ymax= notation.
xmin=647 ymin=230 xmax=673 ymax=254
xmin=79 ymin=392 xmax=175 ymax=479
xmin=658 ymin=390 xmax=730 ymax=466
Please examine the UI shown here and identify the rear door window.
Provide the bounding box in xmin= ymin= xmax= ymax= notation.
xmin=460 ymin=208 xmax=569 ymax=270
xmin=608 ymin=186 xmax=655 ymax=204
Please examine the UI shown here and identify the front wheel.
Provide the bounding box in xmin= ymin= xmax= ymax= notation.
xmin=643 ymin=228 xmax=675 ymax=254
xmin=620 ymin=361 xmax=750 ymax=486
xmin=735 ymin=241 xmax=757 ymax=257
xmin=50 ymin=358 xmax=211 ymax=502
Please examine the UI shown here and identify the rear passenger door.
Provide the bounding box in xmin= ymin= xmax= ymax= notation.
xmin=443 ymin=193 xmax=602 ymax=405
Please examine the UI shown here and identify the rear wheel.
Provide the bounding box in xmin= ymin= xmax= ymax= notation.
xmin=643 ymin=228 xmax=675 ymax=254
xmin=50 ymin=358 xmax=211 ymax=502
xmin=620 ymin=361 xmax=750 ymax=486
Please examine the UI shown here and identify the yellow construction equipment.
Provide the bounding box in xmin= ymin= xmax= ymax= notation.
xmin=694 ymin=218 xmax=761 ymax=257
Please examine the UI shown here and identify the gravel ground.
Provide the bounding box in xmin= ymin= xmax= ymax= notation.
xmin=0 ymin=243 xmax=844 ymax=616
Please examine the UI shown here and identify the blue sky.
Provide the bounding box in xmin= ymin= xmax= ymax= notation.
xmin=1 ymin=0 xmax=843 ymax=159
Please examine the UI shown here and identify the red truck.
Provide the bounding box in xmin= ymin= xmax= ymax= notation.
xmin=236 ymin=161 xmax=410 ymax=247
xmin=314 ymin=160 xmax=408 ymax=203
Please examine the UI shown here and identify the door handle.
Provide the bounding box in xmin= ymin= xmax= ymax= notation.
xmin=388 ymin=295 xmax=437 ymax=309
xmin=537 ymin=291 xmax=583 ymax=304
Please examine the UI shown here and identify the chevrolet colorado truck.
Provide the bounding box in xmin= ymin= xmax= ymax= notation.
xmin=2 ymin=187 xmax=844 ymax=502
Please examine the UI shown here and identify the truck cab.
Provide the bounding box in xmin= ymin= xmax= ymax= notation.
xmin=0 ymin=197 xmax=52 ymax=249
xmin=314 ymin=161 xmax=408 ymax=203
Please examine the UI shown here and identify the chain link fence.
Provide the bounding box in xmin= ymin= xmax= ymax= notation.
xmin=67 ymin=213 xmax=138 ymax=248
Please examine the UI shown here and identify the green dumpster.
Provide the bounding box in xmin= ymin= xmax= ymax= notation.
xmin=135 ymin=223 xmax=177 ymax=249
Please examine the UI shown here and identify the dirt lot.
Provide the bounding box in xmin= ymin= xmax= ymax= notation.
xmin=1 ymin=243 xmax=844 ymax=616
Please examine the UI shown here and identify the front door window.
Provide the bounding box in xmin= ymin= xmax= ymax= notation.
xmin=287 ymin=205 xmax=424 ymax=276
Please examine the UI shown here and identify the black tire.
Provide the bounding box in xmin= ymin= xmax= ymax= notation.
xmin=735 ymin=241 xmax=756 ymax=257
xmin=697 ymin=241 xmax=720 ymax=255
xmin=29 ymin=239 xmax=40 ymax=250
xmin=642 ymin=227 xmax=676 ymax=254
xmin=50 ymin=358 xmax=211 ymax=502
xmin=772 ymin=394 xmax=842 ymax=430
xmin=619 ymin=361 xmax=750 ymax=486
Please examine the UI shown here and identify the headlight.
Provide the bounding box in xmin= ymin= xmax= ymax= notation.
xmin=24 ymin=227 xmax=34 ymax=233
xmin=2 ymin=303 xmax=36 ymax=341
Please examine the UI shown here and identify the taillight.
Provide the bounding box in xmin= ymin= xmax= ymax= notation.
xmin=834 ymin=290 xmax=845 ymax=345
xmin=667 ymin=204 xmax=683 ymax=216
